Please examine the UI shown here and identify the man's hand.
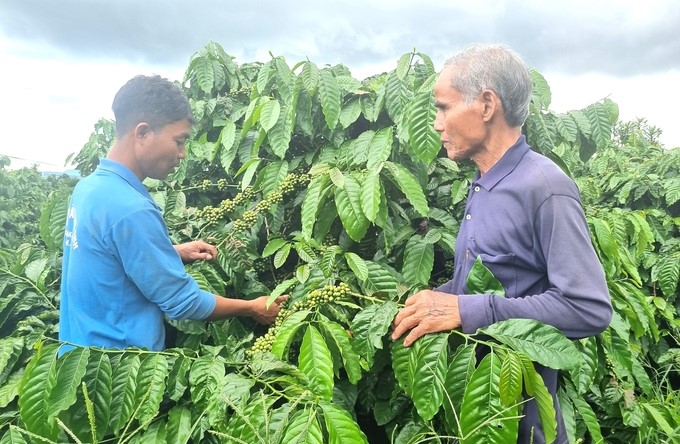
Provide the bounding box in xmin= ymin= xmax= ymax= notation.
xmin=174 ymin=240 xmax=218 ymax=263
xmin=248 ymin=295 xmax=289 ymax=325
xmin=391 ymin=290 xmax=461 ymax=347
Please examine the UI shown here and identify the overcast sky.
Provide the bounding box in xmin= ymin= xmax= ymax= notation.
xmin=1 ymin=0 xmax=679 ymax=171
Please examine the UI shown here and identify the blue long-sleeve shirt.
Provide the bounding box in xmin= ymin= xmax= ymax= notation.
xmin=436 ymin=136 xmax=612 ymax=443
xmin=59 ymin=159 xmax=215 ymax=352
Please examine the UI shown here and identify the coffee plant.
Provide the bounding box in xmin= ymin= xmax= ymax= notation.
xmin=0 ymin=42 xmax=678 ymax=443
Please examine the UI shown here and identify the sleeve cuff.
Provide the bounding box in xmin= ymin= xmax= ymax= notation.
xmin=458 ymin=294 xmax=491 ymax=334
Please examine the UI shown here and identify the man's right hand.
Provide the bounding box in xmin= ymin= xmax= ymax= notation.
xmin=391 ymin=290 xmax=461 ymax=347
xmin=248 ymin=295 xmax=289 ymax=325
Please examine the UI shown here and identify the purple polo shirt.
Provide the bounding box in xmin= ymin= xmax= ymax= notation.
xmin=436 ymin=136 xmax=612 ymax=443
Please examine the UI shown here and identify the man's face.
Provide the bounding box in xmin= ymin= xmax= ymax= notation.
xmin=137 ymin=119 xmax=191 ymax=180
xmin=433 ymin=68 xmax=486 ymax=161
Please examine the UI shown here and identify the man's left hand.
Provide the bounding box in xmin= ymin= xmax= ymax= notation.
xmin=391 ymin=290 xmax=461 ymax=347
xmin=174 ymin=240 xmax=218 ymax=263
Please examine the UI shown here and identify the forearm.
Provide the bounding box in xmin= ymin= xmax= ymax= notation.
xmin=204 ymin=295 xmax=253 ymax=321
xmin=458 ymin=286 xmax=611 ymax=338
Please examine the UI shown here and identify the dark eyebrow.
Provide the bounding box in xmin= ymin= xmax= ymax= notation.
xmin=434 ymin=101 xmax=447 ymax=110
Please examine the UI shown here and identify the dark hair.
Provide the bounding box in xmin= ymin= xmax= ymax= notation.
xmin=444 ymin=44 xmax=532 ymax=128
xmin=112 ymin=75 xmax=193 ymax=137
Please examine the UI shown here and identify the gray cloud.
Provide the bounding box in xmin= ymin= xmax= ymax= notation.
xmin=1 ymin=0 xmax=678 ymax=77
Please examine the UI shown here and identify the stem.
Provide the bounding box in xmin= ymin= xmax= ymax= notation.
xmin=349 ymin=291 xmax=404 ymax=307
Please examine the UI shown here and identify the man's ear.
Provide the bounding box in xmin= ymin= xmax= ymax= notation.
xmin=134 ymin=122 xmax=151 ymax=140
xmin=480 ymin=90 xmax=501 ymax=122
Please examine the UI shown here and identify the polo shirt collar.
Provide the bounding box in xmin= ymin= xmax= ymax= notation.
xmin=97 ymin=158 xmax=160 ymax=209
xmin=474 ymin=135 xmax=530 ymax=191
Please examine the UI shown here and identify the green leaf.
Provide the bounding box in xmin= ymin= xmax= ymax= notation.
xmin=268 ymin=103 xmax=293 ymax=159
xmin=0 ymin=337 xmax=23 ymax=386
xmin=279 ymin=408 xmax=324 ymax=444
xmin=258 ymin=161 xmax=289 ymax=196
xmin=334 ymin=175 xmax=370 ymax=242
xmin=479 ymin=319 xmax=582 ymax=371
xmin=584 ymin=102 xmax=612 ymax=150
xmin=296 ymin=264 xmax=311 ymax=283
xmin=262 ymin=238 xmax=288 ymax=257
xmin=396 ymin=52 xmax=412 ymax=80
xmin=360 ymin=260 xmax=399 ymax=296
xmin=134 ymin=354 xmax=168 ymax=425
xmin=366 ymin=127 xmax=393 ymax=171
xmin=360 ymin=172 xmax=382 ymax=222
xmin=318 ymin=70 xmax=341 ymax=130
xmin=301 ymin=61 xmax=320 ymax=95
xmin=273 ymin=243 xmax=291 ymax=268
xmin=339 ymin=97 xmax=362 ymax=128
xmin=271 ymin=310 xmax=311 ymax=359
xmin=301 ymin=174 xmax=331 ymax=239
xmin=189 ymin=355 xmax=224 ymax=414
xmin=109 ymin=353 xmax=141 ymax=434
xmin=402 ymin=235 xmax=434 ymax=287
xmin=335 ymin=75 xmax=363 ymax=92
xmin=344 ymin=252 xmax=368 ymax=282
xmin=0 ymin=368 xmax=24 ymax=409
xmin=166 ymin=354 xmax=190 ymax=402
xmin=0 ymin=427 xmax=28 ymax=444
xmin=518 ymin=354 xmax=557 ymax=443
xmin=320 ymin=401 xmax=368 ymax=444
xmin=640 ymin=403 xmax=676 ymax=438
xmin=570 ymin=393 xmax=603 ymax=443
xmin=267 ymin=278 xmax=297 ymax=308
xmin=465 ymin=256 xmax=505 ymax=296
xmin=195 ymin=56 xmax=215 ymax=94
xmin=166 ymin=406 xmax=192 ymax=444
xmin=408 ymin=75 xmax=440 ymax=164
xmin=299 ymin=325 xmax=334 ymax=400
xmin=40 ymin=190 xmax=70 ymax=251
xmin=499 ymin=351 xmax=523 ymax=407
xmin=529 ymin=68 xmax=552 ymax=109
xmin=391 ymin=333 xmax=449 ymax=421
xmin=47 ymin=347 xmax=90 ymax=422
xmin=329 ymin=167 xmax=345 ymax=189
xmin=319 ymin=320 xmax=362 ymax=384
xmin=443 ymin=344 xmax=477 ymax=435
xmin=460 ymin=352 xmax=519 ymax=444
xmin=571 ymin=337 xmax=598 ymax=395
xmin=384 ymin=161 xmax=429 ymax=216
xmin=18 ymin=343 xmax=60 ymax=440
xmin=385 ymin=71 xmax=408 ymax=123
xmin=260 ymin=99 xmax=281 ymax=132
xmin=654 ymin=254 xmax=680 ymax=298
xmin=350 ymin=301 xmax=400 ymax=368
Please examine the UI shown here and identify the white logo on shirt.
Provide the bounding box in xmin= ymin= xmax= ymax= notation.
xmin=64 ymin=206 xmax=78 ymax=249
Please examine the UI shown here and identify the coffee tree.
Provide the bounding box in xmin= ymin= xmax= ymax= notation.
xmin=0 ymin=42 xmax=678 ymax=443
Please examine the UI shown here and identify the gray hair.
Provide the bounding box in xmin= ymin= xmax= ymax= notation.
xmin=443 ymin=43 xmax=532 ymax=127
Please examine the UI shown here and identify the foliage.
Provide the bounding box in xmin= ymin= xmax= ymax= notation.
xmin=0 ymin=157 xmax=77 ymax=249
xmin=0 ymin=43 xmax=678 ymax=443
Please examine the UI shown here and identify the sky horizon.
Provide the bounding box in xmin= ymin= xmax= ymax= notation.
xmin=1 ymin=0 xmax=678 ymax=171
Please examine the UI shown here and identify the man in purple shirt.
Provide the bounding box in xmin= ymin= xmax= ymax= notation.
xmin=391 ymin=44 xmax=612 ymax=443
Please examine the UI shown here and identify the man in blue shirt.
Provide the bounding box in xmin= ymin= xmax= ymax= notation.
xmin=60 ymin=75 xmax=287 ymax=352
xmin=391 ymin=44 xmax=612 ymax=443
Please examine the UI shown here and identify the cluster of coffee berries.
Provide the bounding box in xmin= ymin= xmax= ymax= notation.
xmin=216 ymin=178 xmax=228 ymax=191
xmin=198 ymin=179 xmax=212 ymax=191
xmin=198 ymin=206 xmax=225 ymax=224
xmin=197 ymin=187 xmax=256 ymax=226
xmin=246 ymin=282 xmax=352 ymax=357
xmin=232 ymin=210 xmax=258 ymax=232
xmin=304 ymin=282 xmax=351 ymax=309
xmin=279 ymin=172 xmax=312 ymax=194
xmin=322 ymin=233 xmax=336 ymax=247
